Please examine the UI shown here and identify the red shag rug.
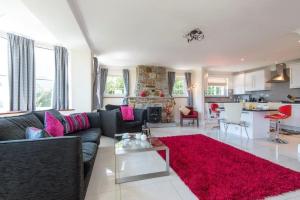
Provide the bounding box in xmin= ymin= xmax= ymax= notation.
xmin=158 ymin=135 xmax=300 ymax=200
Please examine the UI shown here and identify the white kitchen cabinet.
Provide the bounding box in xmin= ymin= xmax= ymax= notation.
xmin=233 ymin=73 xmax=245 ymax=95
xmin=244 ymin=69 xmax=271 ymax=91
xmin=289 ymin=63 xmax=300 ymax=88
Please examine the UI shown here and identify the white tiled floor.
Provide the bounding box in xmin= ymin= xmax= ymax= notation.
xmin=85 ymin=125 xmax=300 ymax=200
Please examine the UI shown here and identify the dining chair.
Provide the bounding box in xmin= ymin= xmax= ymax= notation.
xmin=223 ymin=103 xmax=249 ymax=138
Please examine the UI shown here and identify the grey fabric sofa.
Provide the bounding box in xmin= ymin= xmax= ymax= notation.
xmin=0 ymin=109 xmax=101 ymax=200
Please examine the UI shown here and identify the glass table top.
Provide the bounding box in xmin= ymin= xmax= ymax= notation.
xmin=115 ymin=133 xmax=166 ymax=155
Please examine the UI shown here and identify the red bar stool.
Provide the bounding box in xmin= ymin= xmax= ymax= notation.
xmin=210 ymin=103 xmax=220 ymax=117
xmin=264 ymin=105 xmax=292 ymax=144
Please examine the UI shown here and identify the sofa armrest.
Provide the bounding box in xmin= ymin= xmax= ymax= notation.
xmin=99 ymin=110 xmax=118 ymax=138
xmin=86 ymin=112 xmax=101 ymax=128
xmin=0 ymin=137 xmax=84 ymax=200
xmin=134 ymin=109 xmax=147 ymax=122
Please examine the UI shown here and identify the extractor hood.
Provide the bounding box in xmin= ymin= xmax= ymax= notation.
xmin=266 ymin=63 xmax=290 ymax=83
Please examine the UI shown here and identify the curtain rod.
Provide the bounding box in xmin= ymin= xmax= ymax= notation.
xmin=0 ymin=31 xmax=57 ymax=51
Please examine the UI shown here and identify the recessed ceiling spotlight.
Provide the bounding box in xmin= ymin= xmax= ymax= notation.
xmin=240 ymin=58 xmax=245 ymax=62
xmin=298 ymin=40 xmax=300 ymax=43
xmin=184 ymin=28 xmax=204 ymax=43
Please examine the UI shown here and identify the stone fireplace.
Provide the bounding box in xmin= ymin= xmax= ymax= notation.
xmin=128 ymin=65 xmax=175 ymax=123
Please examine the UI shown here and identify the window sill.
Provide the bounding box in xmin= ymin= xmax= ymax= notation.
xmin=173 ymin=96 xmax=188 ymax=98
xmin=104 ymin=96 xmax=125 ymax=98
xmin=205 ymin=96 xmax=229 ymax=98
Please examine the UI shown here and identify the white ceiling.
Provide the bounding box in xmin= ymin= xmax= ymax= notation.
xmin=0 ymin=0 xmax=58 ymax=44
xmin=70 ymin=0 xmax=300 ymax=71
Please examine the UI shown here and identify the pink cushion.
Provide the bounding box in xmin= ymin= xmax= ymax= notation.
xmin=64 ymin=113 xmax=91 ymax=134
xmin=44 ymin=112 xmax=64 ymax=137
xmin=120 ymin=106 xmax=135 ymax=121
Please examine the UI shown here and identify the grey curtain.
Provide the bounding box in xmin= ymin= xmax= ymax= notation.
xmin=53 ymin=46 xmax=69 ymax=110
xmin=92 ymin=57 xmax=99 ymax=110
xmin=123 ymin=69 xmax=130 ymax=104
xmin=167 ymin=71 xmax=176 ymax=97
xmin=185 ymin=72 xmax=193 ymax=106
xmin=99 ymin=68 xmax=108 ymax=108
xmin=8 ymin=33 xmax=35 ymax=111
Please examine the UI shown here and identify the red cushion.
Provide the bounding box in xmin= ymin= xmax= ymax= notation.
xmin=182 ymin=111 xmax=198 ymax=118
xmin=120 ymin=106 xmax=135 ymax=121
xmin=64 ymin=113 xmax=91 ymax=134
xmin=44 ymin=112 xmax=64 ymax=137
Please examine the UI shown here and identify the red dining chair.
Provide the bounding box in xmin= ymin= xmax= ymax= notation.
xmin=180 ymin=106 xmax=199 ymax=127
xmin=264 ymin=105 xmax=292 ymax=144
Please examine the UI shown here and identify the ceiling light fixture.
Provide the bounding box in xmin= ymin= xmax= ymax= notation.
xmin=240 ymin=58 xmax=245 ymax=62
xmin=184 ymin=28 xmax=204 ymax=43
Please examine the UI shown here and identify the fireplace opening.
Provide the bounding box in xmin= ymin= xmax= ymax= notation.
xmin=147 ymin=107 xmax=162 ymax=123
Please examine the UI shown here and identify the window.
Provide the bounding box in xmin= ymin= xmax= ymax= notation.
xmin=35 ymin=47 xmax=55 ymax=110
xmin=172 ymin=76 xmax=187 ymax=96
xmin=205 ymin=77 xmax=228 ymax=96
xmin=0 ymin=37 xmax=9 ymax=112
xmin=105 ymin=75 xmax=125 ymax=96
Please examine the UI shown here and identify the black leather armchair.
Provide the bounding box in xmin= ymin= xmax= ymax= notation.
xmin=100 ymin=108 xmax=146 ymax=138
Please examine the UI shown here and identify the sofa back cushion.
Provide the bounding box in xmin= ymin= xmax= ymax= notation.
xmin=64 ymin=113 xmax=90 ymax=134
xmin=105 ymin=104 xmax=128 ymax=111
xmin=0 ymin=113 xmax=44 ymax=141
xmin=32 ymin=109 xmax=64 ymax=124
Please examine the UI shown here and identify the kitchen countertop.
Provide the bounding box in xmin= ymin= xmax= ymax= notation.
xmin=219 ymin=108 xmax=277 ymax=112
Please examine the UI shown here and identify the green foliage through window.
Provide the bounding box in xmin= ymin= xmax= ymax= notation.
xmin=105 ymin=76 xmax=125 ymax=95
xmin=173 ymin=78 xmax=186 ymax=96
xmin=206 ymin=86 xmax=226 ymax=96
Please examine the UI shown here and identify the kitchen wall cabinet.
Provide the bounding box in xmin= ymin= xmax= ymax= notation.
xmin=244 ymin=69 xmax=271 ymax=92
xmin=233 ymin=73 xmax=245 ymax=95
xmin=289 ymin=63 xmax=300 ymax=89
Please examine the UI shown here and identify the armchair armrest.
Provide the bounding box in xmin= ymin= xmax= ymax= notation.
xmin=99 ymin=110 xmax=118 ymax=138
xmin=134 ymin=109 xmax=147 ymax=122
xmin=0 ymin=137 xmax=84 ymax=200
xmin=86 ymin=112 xmax=101 ymax=128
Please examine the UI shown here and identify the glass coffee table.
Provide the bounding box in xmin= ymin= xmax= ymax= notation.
xmin=114 ymin=133 xmax=170 ymax=184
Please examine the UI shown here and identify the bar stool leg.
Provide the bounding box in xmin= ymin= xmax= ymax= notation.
xmin=272 ymin=120 xmax=288 ymax=144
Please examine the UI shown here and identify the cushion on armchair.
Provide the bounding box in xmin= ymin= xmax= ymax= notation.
xmin=120 ymin=106 xmax=134 ymax=121
xmin=179 ymin=106 xmax=191 ymax=116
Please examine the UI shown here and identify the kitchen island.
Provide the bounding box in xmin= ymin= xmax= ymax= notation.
xmin=219 ymin=109 xmax=276 ymax=139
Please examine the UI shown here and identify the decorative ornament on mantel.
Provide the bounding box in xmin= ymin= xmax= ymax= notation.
xmin=184 ymin=28 xmax=205 ymax=43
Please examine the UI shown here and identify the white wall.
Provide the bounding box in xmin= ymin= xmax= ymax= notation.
xmin=192 ymin=68 xmax=204 ymax=119
xmin=69 ymin=47 xmax=92 ymax=112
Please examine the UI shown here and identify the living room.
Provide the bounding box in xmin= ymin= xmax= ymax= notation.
xmin=1 ymin=0 xmax=300 ymax=200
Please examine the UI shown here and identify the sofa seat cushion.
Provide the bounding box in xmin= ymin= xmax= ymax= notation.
xmin=120 ymin=121 xmax=142 ymax=129
xmin=82 ymin=142 xmax=98 ymax=177
xmin=0 ymin=113 xmax=44 ymax=141
xmin=68 ymin=128 xmax=101 ymax=144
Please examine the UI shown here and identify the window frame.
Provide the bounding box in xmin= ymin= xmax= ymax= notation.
xmin=0 ymin=37 xmax=10 ymax=112
xmin=205 ymin=77 xmax=229 ymax=97
xmin=104 ymin=75 xmax=125 ymax=97
xmin=34 ymin=46 xmax=55 ymax=110
xmin=172 ymin=75 xmax=188 ymax=97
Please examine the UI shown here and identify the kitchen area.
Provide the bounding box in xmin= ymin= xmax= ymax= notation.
xmin=204 ymin=60 xmax=300 ymax=139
